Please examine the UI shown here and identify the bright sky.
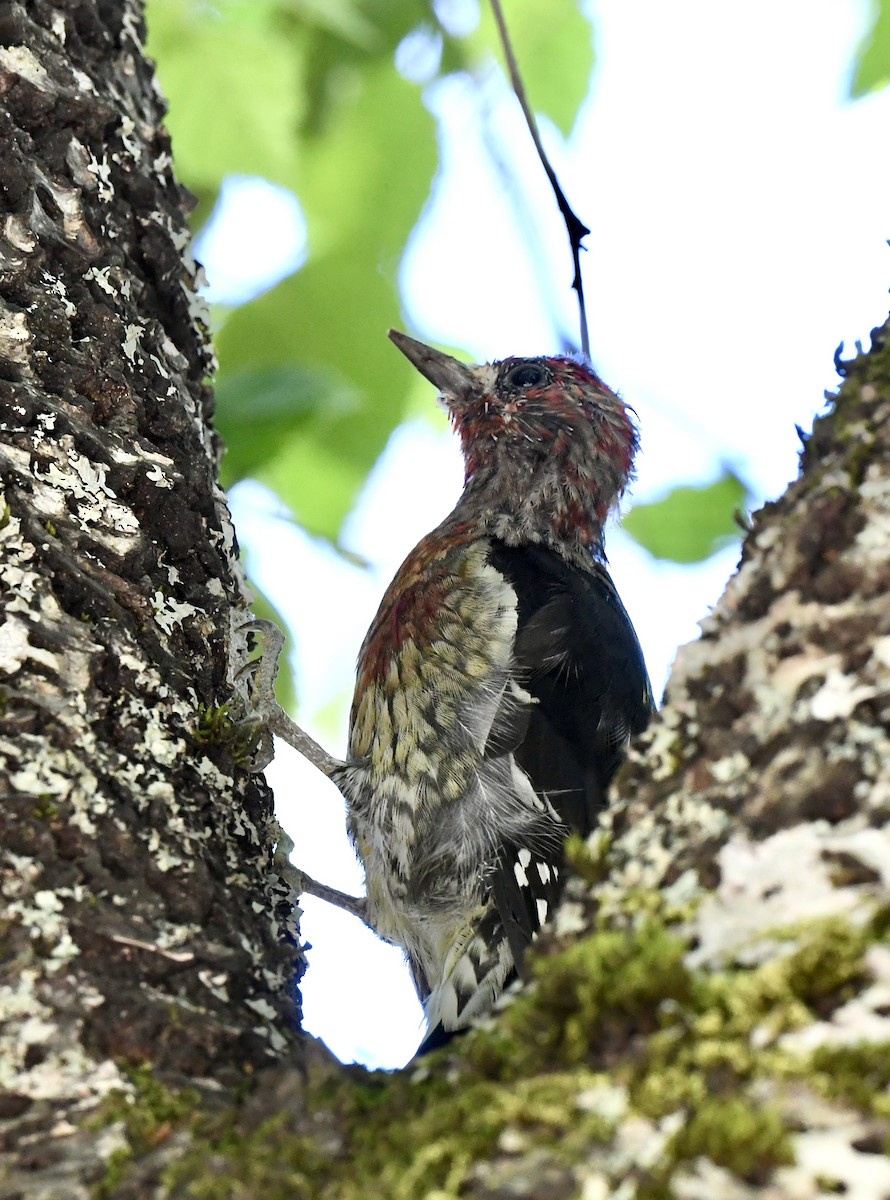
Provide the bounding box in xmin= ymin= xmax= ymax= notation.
xmin=202 ymin=0 xmax=890 ymax=1068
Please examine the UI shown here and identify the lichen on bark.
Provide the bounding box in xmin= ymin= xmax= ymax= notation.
xmin=122 ymin=322 xmax=890 ymax=1200
xmin=2 ymin=1 xmax=890 ymax=1197
xmin=0 ymin=2 xmax=303 ymax=1194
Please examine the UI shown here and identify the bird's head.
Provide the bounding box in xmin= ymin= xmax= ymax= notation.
xmin=389 ymin=330 xmax=639 ymax=556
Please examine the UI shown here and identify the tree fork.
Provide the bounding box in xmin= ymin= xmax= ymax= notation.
xmin=0 ymin=2 xmax=304 ymax=1192
xmin=2 ymin=2 xmax=890 ymax=1197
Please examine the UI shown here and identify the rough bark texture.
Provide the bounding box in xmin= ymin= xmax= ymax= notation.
xmin=0 ymin=3 xmax=303 ymax=1196
xmin=152 ymin=320 xmax=886 ymax=1200
xmin=3 ymin=1 xmax=890 ymax=1198
xmin=93 ymin=323 xmax=890 ymax=1200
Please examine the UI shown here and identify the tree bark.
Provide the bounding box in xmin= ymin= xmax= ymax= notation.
xmin=0 ymin=3 xmax=303 ymax=1196
xmin=2 ymin=2 xmax=890 ymax=1198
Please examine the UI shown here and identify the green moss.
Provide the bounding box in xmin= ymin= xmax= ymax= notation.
xmin=94 ymin=911 xmax=888 ymax=1198
xmin=781 ymin=916 xmax=870 ymax=1008
xmin=193 ymin=702 xmax=235 ymax=746
xmin=93 ymin=1065 xmax=200 ymax=1198
xmin=814 ymin=1176 xmax=848 ymax=1195
xmin=333 ymin=1073 xmax=506 ymax=1197
xmin=563 ymin=830 xmax=611 ymax=887
xmin=667 ymin=1097 xmax=793 ymax=1179
xmin=809 ymin=1041 xmax=890 ymax=1118
xmin=166 ymin=1112 xmax=330 ymax=1200
xmin=632 ymin=916 xmax=876 ymax=1118
xmin=844 ymin=434 xmax=877 ymax=488
xmin=192 ymin=702 xmax=261 ymax=766
xmin=33 ymin=795 xmax=61 ymax=821
xmin=867 ymin=902 xmax=890 ymax=941
xmin=165 ymin=1065 xmax=621 ymax=1200
xmin=468 ymin=920 xmax=695 ymax=1078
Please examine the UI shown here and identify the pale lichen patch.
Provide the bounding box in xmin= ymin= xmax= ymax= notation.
xmin=782 ymin=1121 xmax=890 ymax=1200
xmin=688 ymin=824 xmax=878 ymax=970
xmin=0 ymin=971 xmax=124 ymax=1102
xmin=0 ymin=44 xmax=52 ymax=89
xmin=708 ymin=751 xmax=749 ymax=784
xmin=809 ymin=668 xmax=877 ymax=722
xmin=0 ymin=614 xmax=58 ymax=672
xmin=0 ymin=7 xmax=303 ymax=1189
xmin=575 ymin=1080 xmax=629 ymax=1122
xmin=38 ymin=439 xmax=141 ymax=543
xmin=146 ymin=463 xmax=174 ymax=488
xmin=3 ymin=212 xmax=37 ymax=253
xmin=151 ymin=590 xmax=199 ymax=634
xmin=122 ymin=322 xmax=142 ymax=361
xmin=0 ymin=304 xmax=33 ymax=377
xmin=669 ymin=1159 xmax=753 ymax=1200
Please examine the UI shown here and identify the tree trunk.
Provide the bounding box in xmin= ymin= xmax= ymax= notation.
xmin=0 ymin=4 xmax=303 ymax=1196
xmin=3 ymin=2 xmax=889 ymax=1198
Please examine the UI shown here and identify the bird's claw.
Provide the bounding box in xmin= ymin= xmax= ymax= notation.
xmin=228 ymin=614 xmax=344 ymax=780
xmin=227 ymin=617 xmax=288 ymax=772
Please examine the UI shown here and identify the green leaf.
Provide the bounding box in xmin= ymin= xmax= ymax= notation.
xmin=285 ymin=0 xmax=381 ymax=48
xmin=445 ymin=1 xmax=594 ymax=137
xmin=622 ymin=472 xmax=749 ymax=563
xmin=215 ymin=366 xmax=357 ymax=488
xmin=298 ymin=2 xmax=429 ymax=136
xmin=851 ymin=0 xmax=890 ymax=97
xmin=146 ymin=0 xmax=305 ymax=194
xmin=214 ymin=61 xmax=436 ymax=532
xmin=255 ymin=431 xmax=369 ymax=541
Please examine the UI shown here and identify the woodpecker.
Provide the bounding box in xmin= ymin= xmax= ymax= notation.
xmin=243 ymin=331 xmax=652 ymax=1050
xmin=336 ymin=332 xmax=652 ymax=1048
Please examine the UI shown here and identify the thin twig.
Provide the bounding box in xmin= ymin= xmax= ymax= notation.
xmin=489 ymin=0 xmax=591 ymax=357
xmin=478 ymin=109 xmax=577 ymax=352
xmin=109 ymin=935 xmax=196 ymax=963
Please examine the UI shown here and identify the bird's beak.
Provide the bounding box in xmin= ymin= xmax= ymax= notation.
xmin=388 ymin=330 xmax=478 ymax=399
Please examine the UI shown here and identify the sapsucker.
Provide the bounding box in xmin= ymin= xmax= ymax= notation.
xmin=334 ymin=331 xmax=653 ymax=1048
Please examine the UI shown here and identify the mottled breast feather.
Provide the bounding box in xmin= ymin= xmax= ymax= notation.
xmin=342 ymin=525 xmax=652 ymax=1045
xmin=339 ymin=338 xmax=653 ymax=1050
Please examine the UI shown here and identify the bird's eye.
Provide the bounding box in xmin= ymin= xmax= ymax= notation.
xmin=504 ymin=363 xmax=547 ymax=390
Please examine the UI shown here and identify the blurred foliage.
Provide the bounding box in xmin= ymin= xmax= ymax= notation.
xmin=851 ymin=0 xmax=890 ymax=95
xmin=146 ymin=0 xmax=778 ymax=571
xmin=622 ymin=471 xmax=750 ymax=564
xmin=145 ymin=0 xmax=595 ymax=542
xmin=441 ymin=3 xmax=593 ymax=135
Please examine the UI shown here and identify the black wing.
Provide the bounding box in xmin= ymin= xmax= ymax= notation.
xmin=486 ymin=540 xmax=653 ymax=957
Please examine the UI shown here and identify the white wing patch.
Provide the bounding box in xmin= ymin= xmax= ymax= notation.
xmin=513 ymin=847 xmax=532 ymax=888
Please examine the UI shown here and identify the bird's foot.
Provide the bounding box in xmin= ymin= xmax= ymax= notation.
xmin=299 ymin=871 xmax=370 ymax=926
xmin=230 ymin=618 xmax=342 ymax=778
xmin=229 ymin=621 xmax=368 ymax=922
xmin=271 ymin=825 xmax=370 ymax=926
